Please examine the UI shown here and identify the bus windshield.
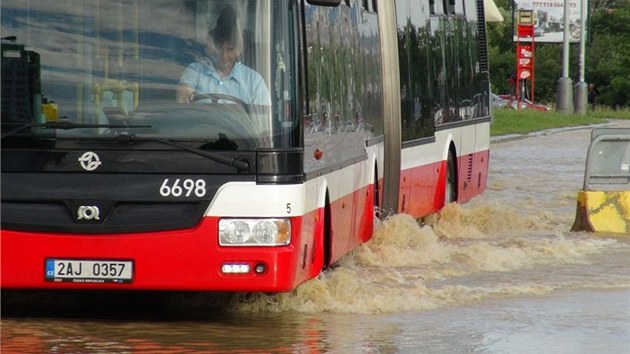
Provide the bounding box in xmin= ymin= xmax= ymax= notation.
xmin=1 ymin=0 xmax=296 ymax=150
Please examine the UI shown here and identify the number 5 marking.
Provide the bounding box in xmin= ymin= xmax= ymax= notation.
xmin=286 ymin=203 xmax=291 ymax=214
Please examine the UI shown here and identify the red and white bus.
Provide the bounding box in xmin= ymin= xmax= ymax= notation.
xmin=1 ymin=0 xmax=490 ymax=292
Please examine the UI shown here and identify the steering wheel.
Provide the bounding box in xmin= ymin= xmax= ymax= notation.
xmin=192 ymin=93 xmax=247 ymax=112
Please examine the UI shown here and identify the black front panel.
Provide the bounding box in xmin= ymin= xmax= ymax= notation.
xmin=2 ymin=172 xmax=254 ymax=234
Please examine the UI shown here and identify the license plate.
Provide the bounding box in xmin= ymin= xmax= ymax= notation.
xmin=45 ymin=259 xmax=133 ymax=283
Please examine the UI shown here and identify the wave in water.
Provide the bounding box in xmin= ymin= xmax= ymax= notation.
xmin=231 ymin=201 xmax=623 ymax=314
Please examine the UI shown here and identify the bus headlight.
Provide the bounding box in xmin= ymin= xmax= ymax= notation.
xmin=219 ymin=218 xmax=291 ymax=246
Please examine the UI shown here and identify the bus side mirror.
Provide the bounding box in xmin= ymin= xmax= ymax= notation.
xmin=306 ymin=0 xmax=341 ymax=6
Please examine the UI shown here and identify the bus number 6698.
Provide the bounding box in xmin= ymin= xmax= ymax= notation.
xmin=160 ymin=178 xmax=206 ymax=197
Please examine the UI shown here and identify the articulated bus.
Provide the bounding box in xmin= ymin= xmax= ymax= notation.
xmin=1 ymin=0 xmax=490 ymax=292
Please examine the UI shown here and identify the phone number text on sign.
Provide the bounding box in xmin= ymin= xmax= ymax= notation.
xmin=532 ymin=1 xmax=577 ymax=8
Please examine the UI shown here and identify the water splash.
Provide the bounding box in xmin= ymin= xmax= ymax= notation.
xmin=231 ymin=201 xmax=620 ymax=314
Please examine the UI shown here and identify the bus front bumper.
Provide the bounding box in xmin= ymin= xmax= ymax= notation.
xmin=1 ymin=217 xmax=308 ymax=292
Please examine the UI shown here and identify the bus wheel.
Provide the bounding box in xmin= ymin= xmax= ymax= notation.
xmin=322 ymin=194 xmax=332 ymax=271
xmin=374 ymin=168 xmax=382 ymax=221
xmin=445 ymin=152 xmax=457 ymax=204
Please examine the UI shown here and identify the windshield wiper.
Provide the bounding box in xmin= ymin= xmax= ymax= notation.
xmin=113 ymin=134 xmax=250 ymax=172
xmin=2 ymin=122 xmax=250 ymax=171
xmin=1 ymin=121 xmax=151 ymax=140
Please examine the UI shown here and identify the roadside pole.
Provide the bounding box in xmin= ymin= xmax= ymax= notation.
xmin=574 ymin=0 xmax=588 ymax=115
xmin=557 ymin=0 xmax=573 ymax=113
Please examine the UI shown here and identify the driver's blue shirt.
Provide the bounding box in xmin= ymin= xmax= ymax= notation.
xmin=179 ymin=58 xmax=271 ymax=105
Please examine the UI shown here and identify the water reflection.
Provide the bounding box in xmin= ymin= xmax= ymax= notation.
xmin=1 ymin=313 xmax=323 ymax=353
xmin=2 ymin=301 xmax=417 ymax=353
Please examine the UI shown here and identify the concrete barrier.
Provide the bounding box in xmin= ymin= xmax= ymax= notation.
xmin=572 ymin=190 xmax=630 ymax=234
xmin=571 ymin=128 xmax=630 ymax=234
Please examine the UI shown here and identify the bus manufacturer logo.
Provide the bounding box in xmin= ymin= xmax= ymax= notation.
xmin=78 ymin=151 xmax=102 ymax=171
xmin=77 ymin=206 xmax=100 ymax=221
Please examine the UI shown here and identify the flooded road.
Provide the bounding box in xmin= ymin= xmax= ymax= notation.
xmin=3 ymin=121 xmax=630 ymax=353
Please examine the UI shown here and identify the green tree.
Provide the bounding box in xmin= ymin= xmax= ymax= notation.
xmin=587 ymin=1 xmax=630 ymax=108
xmin=486 ymin=5 xmax=514 ymax=95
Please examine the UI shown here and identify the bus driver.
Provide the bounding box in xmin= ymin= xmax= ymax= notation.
xmin=176 ymin=5 xmax=271 ymax=106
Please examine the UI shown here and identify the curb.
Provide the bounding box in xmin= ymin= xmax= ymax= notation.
xmin=490 ymin=123 xmax=615 ymax=143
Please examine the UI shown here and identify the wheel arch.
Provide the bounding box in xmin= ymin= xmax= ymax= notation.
xmin=367 ymin=152 xmax=381 ymax=213
xmin=446 ymin=141 xmax=459 ymax=204
xmin=322 ymin=190 xmax=332 ymax=270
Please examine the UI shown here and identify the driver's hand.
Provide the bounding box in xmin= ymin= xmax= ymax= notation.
xmin=176 ymin=84 xmax=195 ymax=103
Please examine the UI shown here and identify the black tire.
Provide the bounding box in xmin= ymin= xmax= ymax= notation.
xmin=445 ymin=152 xmax=457 ymax=204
